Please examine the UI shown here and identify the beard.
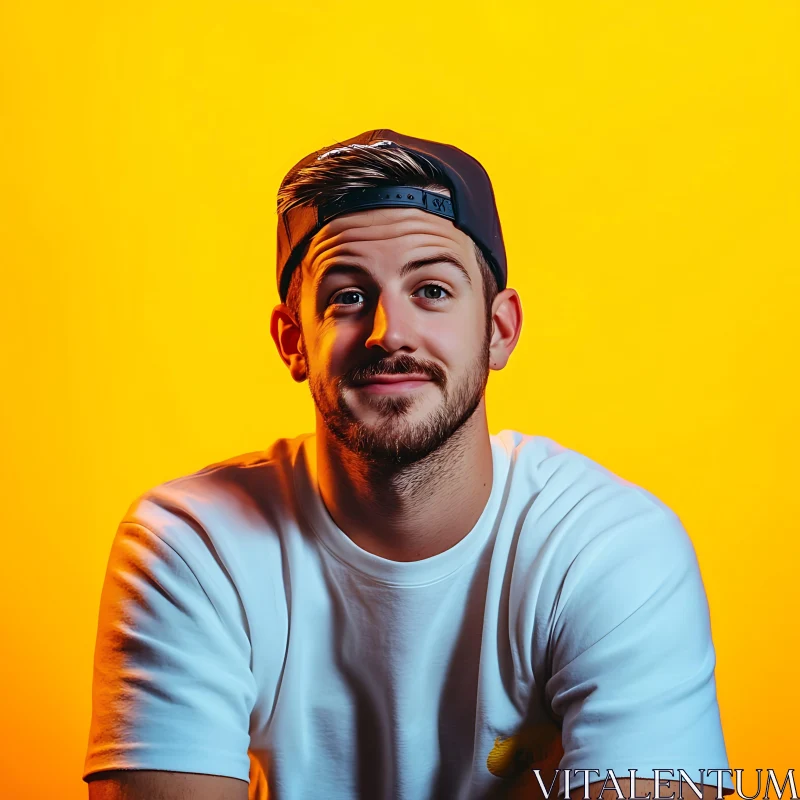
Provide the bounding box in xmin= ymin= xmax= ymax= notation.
xmin=308 ymin=324 xmax=491 ymax=467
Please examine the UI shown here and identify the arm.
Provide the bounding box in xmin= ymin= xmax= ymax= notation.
xmin=543 ymin=506 xmax=731 ymax=798
xmin=87 ymin=770 xmax=248 ymax=800
xmin=82 ymin=515 xmax=257 ymax=790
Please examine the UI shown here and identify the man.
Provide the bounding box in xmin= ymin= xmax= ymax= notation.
xmin=83 ymin=130 xmax=732 ymax=800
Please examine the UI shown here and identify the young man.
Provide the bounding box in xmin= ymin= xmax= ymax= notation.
xmin=84 ymin=130 xmax=731 ymax=800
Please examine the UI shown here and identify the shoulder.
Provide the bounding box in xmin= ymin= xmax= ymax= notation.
xmin=492 ymin=433 xmax=711 ymax=711
xmin=493 ymin=437 xmax=713 ymax=693
xmin=128 ymin=434 xmax=309 ymax=523
xmin=494 ymin=429 xmax=670 ymax=507
xmin=493 ymin=429 xmax=695 ymax=570
xmin=117 ymin=434 xmax=313 ymax=579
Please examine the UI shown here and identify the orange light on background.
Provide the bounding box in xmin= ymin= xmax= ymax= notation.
xmin=0 ymin=2 xmax=797 ymax=797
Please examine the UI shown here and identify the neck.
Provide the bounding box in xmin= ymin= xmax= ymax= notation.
xmin=314 ymin=402 xmax=494 ymax=561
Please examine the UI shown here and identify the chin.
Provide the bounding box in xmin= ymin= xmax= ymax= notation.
xmin=348 ymin=393 xmax=435 ymax=422
xmin=360 ymin=410 xmax=443 ymax=442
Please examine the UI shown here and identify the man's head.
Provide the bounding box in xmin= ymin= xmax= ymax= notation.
xmin=271 ymin=133 xmax=522 ymax=467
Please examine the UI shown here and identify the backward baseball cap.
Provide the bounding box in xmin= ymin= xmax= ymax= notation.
xmin=276 ymin=129 xmax=508 ymax=302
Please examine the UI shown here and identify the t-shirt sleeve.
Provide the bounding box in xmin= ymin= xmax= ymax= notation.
xmin=544 ymin=504 xmax=732 ymax=796
xmin=82 ymin=516 xmax=257 ymax=784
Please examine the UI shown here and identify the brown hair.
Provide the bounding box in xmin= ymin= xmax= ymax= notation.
xmin=277 ymin=145 xmax=499 ymax=327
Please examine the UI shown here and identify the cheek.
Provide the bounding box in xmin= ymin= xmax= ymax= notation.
xmin=307 ymin=323 xmax=364 ymax=376
xmin=425 ymin=315 xmax=483 ymax=366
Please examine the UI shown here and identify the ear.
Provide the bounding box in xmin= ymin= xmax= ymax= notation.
xmin=270 ymin=303 xmax=307 ymax=382
xmin=488 ymin=288 xmax=523 ymax=371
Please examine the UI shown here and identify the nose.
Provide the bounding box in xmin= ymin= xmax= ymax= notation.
xmin=364 ymin=292 xmax=419 ymax=354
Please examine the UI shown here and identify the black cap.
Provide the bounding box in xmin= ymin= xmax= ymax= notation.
xmin=276 ymin=128 xmax=507 ymax=302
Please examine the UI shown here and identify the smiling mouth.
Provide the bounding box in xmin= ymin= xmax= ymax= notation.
xmin=350 ymin=375 xmax=433 ymax=394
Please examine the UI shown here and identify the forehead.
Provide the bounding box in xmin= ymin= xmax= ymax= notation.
xmin=301 ymin=206 xmax=479 ymax=281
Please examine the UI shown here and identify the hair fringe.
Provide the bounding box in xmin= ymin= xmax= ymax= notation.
xmin=277 ymin=145 xmax=450 ymax=215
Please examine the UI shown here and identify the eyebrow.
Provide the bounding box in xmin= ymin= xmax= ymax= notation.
xmin=314 ymin=252 xmax=473 ymax=291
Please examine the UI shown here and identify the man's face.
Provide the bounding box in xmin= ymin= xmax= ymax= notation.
xmin=296 ymin=203 xmax=493 ymax=466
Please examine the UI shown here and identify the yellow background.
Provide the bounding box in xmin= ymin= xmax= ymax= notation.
xmin=1 ymin=1 xmax=797 ymax=797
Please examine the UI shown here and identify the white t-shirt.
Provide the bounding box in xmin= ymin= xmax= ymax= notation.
xmin=83 ymin=430 xmax=732 ymax=799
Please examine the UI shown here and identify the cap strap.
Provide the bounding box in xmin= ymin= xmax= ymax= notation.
xmin=318 ymin=186 xmax=454 ymax=225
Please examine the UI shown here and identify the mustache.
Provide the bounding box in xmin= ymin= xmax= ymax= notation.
xmin=343 ymin=354 xmax=446 ymax=386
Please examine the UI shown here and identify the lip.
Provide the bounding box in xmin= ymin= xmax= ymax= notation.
xmin=351 ymin=374 xmax=433 ymax=394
